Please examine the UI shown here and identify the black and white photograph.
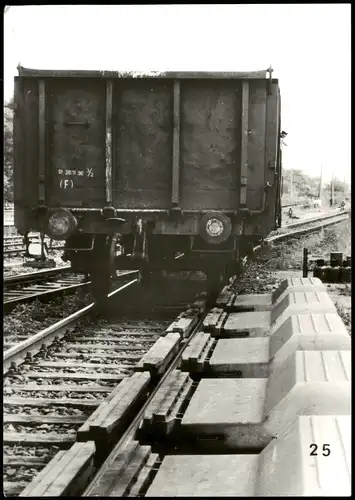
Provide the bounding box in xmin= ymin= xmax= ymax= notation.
xmin=3 ymin=4 xmax=351 ymax=497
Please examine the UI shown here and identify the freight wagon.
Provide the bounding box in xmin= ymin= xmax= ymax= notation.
xmin=13 ymin=66 xmax=282 ymax=303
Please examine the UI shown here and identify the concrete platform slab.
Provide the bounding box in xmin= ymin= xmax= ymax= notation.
xmin=209 ymin=338 xmax=269 ymax=377
xmin=231 ymin=294 xmax=273 ymax=311
xmin=258 ymin=415 xmax=351 ymax=496
xmin=270 ymin=312 xmax=351 ymax=370
xmin=181 ymin=378 xmax=267 ymax=445
xmin=265 ymin=350 xmax=351 ymax=436
xmin=146 ymin=454 xmax=259 ymax=497
xmin=222 ymin=311 xmax=271 ymax=337
xmin=270 ymin=291 xmax=336 ymax=334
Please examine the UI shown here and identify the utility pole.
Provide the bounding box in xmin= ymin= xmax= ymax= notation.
xmin=330 ymin=172 xmax=334 ymax=207
xmin=318 ymin=164 xmax=323 ymax=199
xmin=290 ymin=170 xmax=293 ymax=202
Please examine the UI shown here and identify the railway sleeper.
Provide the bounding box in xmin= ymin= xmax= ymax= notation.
xmin=18 ymin=442 xmax=96 ymax=497
xmin=135 ymin=332 xmax=181 ymax=377
xmin=76 ymin=373 xmax=151 ymax=458
xmin=136 ymin=370 xmax=197 ymax=442
xmin=83 ymin=440 xmax=159 ymax=497
xmin=164 ymin=313 xmax=201 ymax=339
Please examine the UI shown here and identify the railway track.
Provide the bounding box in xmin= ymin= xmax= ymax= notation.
xmin=4 ymin=236 xmax=65 ymax=258
xmin=3 ymin=268 xmax=89 ymax=313
xmin=2 ymin=214 xmax=351 ymax=497
xmin=266 ymin=209 xmax=349 ymax=245
xmin=3 ymin=272 xmax=208 ymax=497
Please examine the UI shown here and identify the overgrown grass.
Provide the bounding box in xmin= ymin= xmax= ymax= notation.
xmin=4 ymin=290 xmax=92 ymax=338
xmin=262 ymin=219 xmax=351 ymax=271
xmin=335 ymin=303 xmax=352 ymax=335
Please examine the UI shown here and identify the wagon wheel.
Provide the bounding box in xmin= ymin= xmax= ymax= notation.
xmin=90 ymin=234 xmax=118 ymax=308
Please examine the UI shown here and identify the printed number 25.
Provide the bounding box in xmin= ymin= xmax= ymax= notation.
xmin=310 ymin=444 xmax=331 ymax=456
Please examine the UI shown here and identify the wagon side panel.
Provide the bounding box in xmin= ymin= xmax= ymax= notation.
xmin=261 ymin=81 xmax=281 ymax=232
xmin=113 ymin=81 xmax=173 ymax=208
xmin=245 ymin=80 xmax=268 ymax=210
xmin=180 ymin=81 xmax=242 ymax=211
xmin=13 ymin=77 xmax=40 ymax=232
xmin=45 ymin=79 xmax=107 ymax=207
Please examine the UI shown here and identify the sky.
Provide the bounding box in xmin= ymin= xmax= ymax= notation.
xmin=4 ymin=4 xmax=351 ymax=184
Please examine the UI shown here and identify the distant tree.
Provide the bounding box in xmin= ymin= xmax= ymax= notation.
xmin=282 ymin=168 xmax=320 ymax=200
xmin=324 ymin=178 xmax=350 ymax=203
xmin=4 ymin=99 xmax=14 ymax=202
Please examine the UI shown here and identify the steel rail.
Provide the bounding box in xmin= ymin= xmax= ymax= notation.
xmin=281 ymin=209 xmax=349 ymax=229
xmin=3 ymin=271 xmax=139 ymax=374
xmin=266 ymin=212 xmax=349 ymax=245
xmin=3 ymin=280 xmax=91 ymax=310
xmin=4 ymin=267 xmax=72 ymax=286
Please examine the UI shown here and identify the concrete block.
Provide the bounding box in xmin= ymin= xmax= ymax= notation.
xmin=272 ymin=277 xmax=326 ymax=304
xmin=146 ymin=454 xmax=259 ymax=497
xmin=257 ymin=415 xmax=351 ymax=496
xmin=270 ymin=312 xmax=351 ymax=370
xmin=146 ymin=415 xmax=351 ymax=497
xmin=180 ymin=350 xmax=350 ymax=448
xmin=231 ymin=294 xmax=273 ymax=312
xmin=231 ymin=277 xmax=327 ymax=312
xmin=181 ymin=378 xmax=268 ymax=447
xmin=223 ymin=311 xmax=271 ymax=337
xmin=270 ymin=292 xmax=336 ymax=334
xmin=209 ymin=338 xmax=269 ymax=377
xmin=264 ymin=350 xmax=351 ymax=436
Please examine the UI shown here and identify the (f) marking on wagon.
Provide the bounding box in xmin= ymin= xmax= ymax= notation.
xmin=86 ymin=167 xmax=94 ymax=178
xmin=60 ymin=179 xmax=74 ymax=189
